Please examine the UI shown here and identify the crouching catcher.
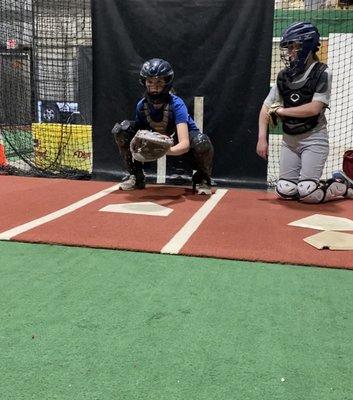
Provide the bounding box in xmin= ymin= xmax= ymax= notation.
xmin=112 ymin=58 xmax=214 ymax=195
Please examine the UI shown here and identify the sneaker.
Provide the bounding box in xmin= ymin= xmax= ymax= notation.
xmin=332 ymin=170 xmax=350 ymax=182
xmin=196 ymin=180 xmax=212 ymax=195
xmin=119 ymin=174 xmax=145 ymax=190
xmin=332 ymin=170 xmax=353 ymax=198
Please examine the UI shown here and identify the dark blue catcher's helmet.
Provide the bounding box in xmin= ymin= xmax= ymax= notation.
xmin=280 ymin=21 xmax=321 ymax=76
xmin=139 ymin=58 xmax=174 ymax=88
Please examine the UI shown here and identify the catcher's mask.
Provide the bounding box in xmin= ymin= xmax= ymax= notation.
xmin=280 ymin=21 xmax=320 ymax=77
xmin=139 ymin=58 xmax=174 ymax=104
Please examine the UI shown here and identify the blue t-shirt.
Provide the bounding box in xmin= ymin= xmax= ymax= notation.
xmin=135 ymin=94 xmax=198 ymax=134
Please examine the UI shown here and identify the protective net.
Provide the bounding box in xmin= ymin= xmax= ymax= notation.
xmin=267 ymin=0 xmax=353 ymax=185
xmin=1 ymin=1 xmax=352 ymax=183
xmin=0 ymin=0 xmax=92 ymax=178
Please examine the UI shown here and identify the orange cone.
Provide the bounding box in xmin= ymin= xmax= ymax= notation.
xmin=0 ymin=132 xmax=9 ymax=172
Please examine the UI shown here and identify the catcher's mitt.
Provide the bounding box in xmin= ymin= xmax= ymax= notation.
xmin=130 ymin=130 xmax=174 ymax=162
xmin=267 ymin=102 xmax=283 ymax=129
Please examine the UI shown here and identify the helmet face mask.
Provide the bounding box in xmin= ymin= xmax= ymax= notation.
xmin=145 ymin=77 xmax=167 ymax=95
xmin=280 ymin=41 xmax=304 ymax=72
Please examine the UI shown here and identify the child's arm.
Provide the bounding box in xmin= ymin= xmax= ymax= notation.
xmin=167 ymin=123 xmax=190 ymax=156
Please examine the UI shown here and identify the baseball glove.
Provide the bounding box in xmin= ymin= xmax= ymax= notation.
xmin=130 ymin=130 xmax=174 ymax=162
xmin=267 ymin=102 xmax=283 ymax=129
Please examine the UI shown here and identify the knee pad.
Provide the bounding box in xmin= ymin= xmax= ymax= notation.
xmin=332 ymin=170 xmax=353 ymax=198
xmin=276 ymin=179 xmax=298 ymax=199
xmin=298 ymin=179 xmax=347 ymax=203
xmin=297 ymin=180 xmax=324 ymax=203
xmin=190 ymin=133 xmax=213 ymax=177
xmin=112 ymin=120 xmax=142 ymax=175
xmin=112 ymin=120 xmax=136 ymax=146
xmin=321 ymin=178 xmax=347 ymax=202
xmin=190 ymin=132 xmax=213 ymax=153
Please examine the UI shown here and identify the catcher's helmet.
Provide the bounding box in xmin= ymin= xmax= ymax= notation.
xmin=139 ymin=58 xmax=174 ymax=88
xmin=280 ymin=21 xmax=321 ymax=76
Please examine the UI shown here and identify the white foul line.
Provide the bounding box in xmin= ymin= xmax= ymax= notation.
xmin=161 ymin=188 xmax=228 ymax=254
xmin=0 ymin=183 xmax=121 ymax=240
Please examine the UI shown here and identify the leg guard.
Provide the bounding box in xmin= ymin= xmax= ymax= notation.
xmin=275 ymin=179 xmax=298 ymax=200
xmin=332 ymin=170 xmax=353 ymax=198
xmin=323 ymin=179 xmax=347 ymax=202
xmin=112 ymin=120 xmax=144 ymax=177
xmin=298 ymin=179 xmax=347 ymax=203
xmin=345 ymin=187 xmax=353 ymax=199
xmin=189 ymin=131 xmax=214 ymax=191
xmin=297 ymin=180 xmax=324 ymax=203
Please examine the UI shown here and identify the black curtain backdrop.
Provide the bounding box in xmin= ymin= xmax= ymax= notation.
xmin=92 ymin=0 xmax=274 ymax=188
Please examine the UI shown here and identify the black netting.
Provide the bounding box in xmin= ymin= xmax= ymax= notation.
xmin=268 ymin=0 xmax=353 ymax=186
xmin=0 ymin=0 xmax=92 ymax=178
xmin=1 ymin=1 xmax=352 ymax=184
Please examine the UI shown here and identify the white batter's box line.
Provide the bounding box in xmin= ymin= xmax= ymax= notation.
xmin=161 ymin=188 xmax=228 ymax=255
xmin=0 ymin=183 xmax=121 ymax=240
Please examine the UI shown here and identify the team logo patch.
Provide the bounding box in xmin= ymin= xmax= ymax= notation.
xmin=290 ymin=93 xmax=300 ymax=103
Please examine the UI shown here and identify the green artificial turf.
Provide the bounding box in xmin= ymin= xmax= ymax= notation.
xmin=1 ymin=241 xmax=353 ymax=400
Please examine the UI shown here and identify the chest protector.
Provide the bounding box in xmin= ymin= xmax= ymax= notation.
xmin=277 ymin=62 xmax=328 ymax=135
xmin=142 ymin=101 xmax=175 ymax=136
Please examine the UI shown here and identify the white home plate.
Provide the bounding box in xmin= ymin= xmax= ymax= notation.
xmin=304 ymin=230 xmax=353 ymax=250
xmin=288 ymin=214 xmax=353 ymax=231
xmin=100 ymin=202 xmax=173 ymax=216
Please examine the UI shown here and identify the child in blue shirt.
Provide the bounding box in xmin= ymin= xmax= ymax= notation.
xmin=113 ymin=58 xmax=214 ymax=194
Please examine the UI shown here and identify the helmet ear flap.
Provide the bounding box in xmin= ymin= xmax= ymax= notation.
xmin=313 ymin=41 xmax=321 ymax=54
xmin=163 ymin=73 xmax=174 ymax=89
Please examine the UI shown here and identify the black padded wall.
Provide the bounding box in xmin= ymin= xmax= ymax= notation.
xmin=92 ymin=0 xmax=274 ymax=187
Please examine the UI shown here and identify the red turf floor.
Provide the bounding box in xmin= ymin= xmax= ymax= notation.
xmin=1 ymin=176 xmax=353 ymax=269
